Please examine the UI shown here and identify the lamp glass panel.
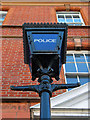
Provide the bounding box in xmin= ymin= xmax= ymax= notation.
xmin=32 ymin=33 xmax=59 ymax=51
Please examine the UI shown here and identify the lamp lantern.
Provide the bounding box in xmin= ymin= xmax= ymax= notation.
xmin=23 ymin=23 xmax=67 ymax=81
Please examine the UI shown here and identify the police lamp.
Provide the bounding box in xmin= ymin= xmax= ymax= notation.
xmin=23 ymin=23 xmax=67 ymax=81
xmin=11 ymin=23 xmax=80 ymax=119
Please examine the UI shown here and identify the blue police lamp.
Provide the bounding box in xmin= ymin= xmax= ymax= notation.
xmin=11 ymin=23 xmax=80 ymax=119
xmin=23 ymin=23 xmax=67 ymax=81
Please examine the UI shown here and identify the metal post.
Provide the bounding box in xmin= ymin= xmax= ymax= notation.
xmin=39 ymin=75 xmax=51 ymax=119
xmin=40 ymin=91 xmax=51 ymax=119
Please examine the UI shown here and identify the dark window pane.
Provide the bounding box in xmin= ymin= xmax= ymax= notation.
xmin=73 ymin=15 xmax=80 ymax=18
xmin=75 ymin=54 xmax=85 ymax=62
xmin=66 ymin=15 xmax=72 ymax=18
xmin=77 ymin=63 xmax=88 ymax=72
xmin=65 ymin=63 xmax=76 ymax=72
xmin=2 ymin=14 xmax=6 ymax=18
xmin=58 ymin=15 xmax=64 ymax=18
xmin=66 ymin=54 xmax=74 ymax=62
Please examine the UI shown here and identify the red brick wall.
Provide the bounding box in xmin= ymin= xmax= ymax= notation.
xmin=1 ymin=3 xmax=89 ymax=119
xmin=2 ymin=5 xmax=89 ymax=25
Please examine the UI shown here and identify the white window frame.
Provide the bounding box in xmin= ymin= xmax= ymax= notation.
xmin=0 ymin=11 xmax=7 ymax=25
xmin=56 ymin=11 xmax=85 ymax=26
xmin=63 ymin=51 xmax=90 ymax=91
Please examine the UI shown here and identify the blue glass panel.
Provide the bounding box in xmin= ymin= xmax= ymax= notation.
xmin=74 ymin=18 xmax=81 ymax=23
xmin=85 ymin=54 xmax=90 ymax=62
xmin=75 ymin=54 xmax=85 ymax=62
xmin=66 ymin=77 xmax=78 ymax=91
xmin=66 ymin=54 xmax=74 ymax=62
xmin=0 ymin=18 xmax=4 ymax=21
xmin=77 ymin=63 xmax=88 ymax=72
xmin=79 ymin=77 xmax=89 ymax=85
xmin=58 ymin=18 xmax=65 ymax=23
xmin=67 ymin=77 xmax=77 ymax=83
xmin=65 ymin=63 xmax=76 ymax=72
xmin=32 ymin=33 xmax=59 ymax=51
xmin=66 ymin=18 xmax=73 ymax=23
xmin=75 ymin=24 xmax=82 ymax=26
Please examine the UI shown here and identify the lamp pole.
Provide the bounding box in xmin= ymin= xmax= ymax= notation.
xmin=39 ymin=75 xmax=51 ymax=119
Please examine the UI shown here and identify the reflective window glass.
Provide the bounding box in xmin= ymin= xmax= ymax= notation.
xmin=66 ymin=77 xmax=77 ymax=91
xmin=66 ymin=54 xmax=74 ymax=62
xmin=66 ymin=18 xmax=73 ymax=23
xmin=65 ymin=63 xmax=76 ymax=72
xmin=79 ymin=77 xmax=89 ymax=85
xmin=64 ymin=52 xmax=89 ymax=91
xmin=85 ymin=54 xmax=90 ymax=62
xmin=75 ymin=54 xmax=85 ymax=62
xmin=58 ymin=18 xmax=65 ymax=23
xmin=74 ymin=18 xmax=81 ymax=23
xmin=77 ymin=63 xmax=88 ymax=72
xmin=0 ymin=11 xmax=7 ymax=25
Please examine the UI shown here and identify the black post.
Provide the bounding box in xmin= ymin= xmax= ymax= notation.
xmin=39 ymin=75 xmax=51 ymax=119
xmin=40 ymin=92 xmax=51 ymax=119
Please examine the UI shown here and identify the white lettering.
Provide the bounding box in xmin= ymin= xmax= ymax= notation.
xmin=34 ymin=39 xmax=56 ymax=43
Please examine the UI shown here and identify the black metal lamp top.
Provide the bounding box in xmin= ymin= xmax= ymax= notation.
xmin=22 ymin=23 xmax=68 ymax=81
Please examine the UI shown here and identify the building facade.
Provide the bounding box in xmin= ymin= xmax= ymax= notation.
xmin=0 ymin=0 xmax=90 ymax=119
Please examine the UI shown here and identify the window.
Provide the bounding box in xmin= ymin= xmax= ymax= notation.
xmin=0 ymin=11 xmax=7 ymax=25
xmin=64 ymin=51 xmax=90 ymax=91
xmin=56 ymin=12 xmax=85 ymax=26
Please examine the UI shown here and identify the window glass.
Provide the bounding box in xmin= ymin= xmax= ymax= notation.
xmin=66 ymin=76 xmax=77 ymax=91
xmin=66 ymin=18 xmax=73 ymax=23
xmin=0 ymin=11 xmax=7 ymax=25
xmin=74 ymin=18 xmax=81 ymax=23
xmin=66 ymin=54 xmax=74 ymax=62
xmin=75 ymin=54 xmax=85 ymax=62
xmin=79 ymin=77 xmax=89 ymax=85
xmin=65 ymin=63 xmax=76 ymax=72
xmin=77 ymin=63 xmax=88 ymax=72
xmin=64 ymin=52 xmax=89 ymax=91
xmin=58 ymin=15 xmax=65 ymax=23
xmin=85 ymin=54 xmax=90 ymax=62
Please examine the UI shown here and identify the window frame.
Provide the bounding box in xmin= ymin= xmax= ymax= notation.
xmin=56 ymin=11 xmax=85 ymax=26
xmin=63 ymin=51 xmax=90 ymax=91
